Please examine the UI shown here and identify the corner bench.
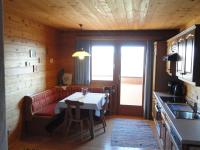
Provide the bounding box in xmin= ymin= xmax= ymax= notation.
xmin=23 ymin=85 xmax=105 ymax=136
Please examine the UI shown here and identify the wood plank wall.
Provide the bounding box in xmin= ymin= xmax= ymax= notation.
xmin=4 ymin=11 xmax=60 ymax=141
xmin=57 ymin=32 xmax=76 ymax=76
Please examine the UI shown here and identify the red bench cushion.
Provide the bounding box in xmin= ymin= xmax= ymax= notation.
xmin=34 ymin=103 xmax=57 ymax=116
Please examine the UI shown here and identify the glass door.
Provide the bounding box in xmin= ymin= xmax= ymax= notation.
xmin=119 ymin=45 xmax=145 ymax=116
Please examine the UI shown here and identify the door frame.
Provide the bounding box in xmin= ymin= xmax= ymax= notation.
xmin=115 ymin=41 xmax=146 ymax=116
xmin=0 ymin=0 xmax=8 ymax=149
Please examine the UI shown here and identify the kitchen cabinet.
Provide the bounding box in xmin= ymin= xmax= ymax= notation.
xmin=160 ymin=119 xmax=166 ymax=148
xmin=183 ymin=31 xmax=195 ymax=81
xmin=166 ymin=41 xmax=177 ymax=76
xmin=167 ymin=25 xmax=200 ymax=86
xmin=153 ymin=100 xmax=172 ymax=150
xmin=177 ymin=36 xmax=186 ymax=76
xmin=166 ymin=130 xmax=173 ymax=150
xmin=161 ymin=111 xmax=173 ymax=150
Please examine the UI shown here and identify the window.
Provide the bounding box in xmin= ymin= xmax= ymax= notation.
xmin=92 ymin=45 xmax=114 ymax=81
xmin=121 ymin=46 xmax=144 ymax=77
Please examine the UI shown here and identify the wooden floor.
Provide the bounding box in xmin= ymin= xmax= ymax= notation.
xmin=9 ymin=116 xmax=160 ymax=150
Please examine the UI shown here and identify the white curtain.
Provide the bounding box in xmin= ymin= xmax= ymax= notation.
xmin=143 ymin=40 xmax=154 ymax=119
xmin=74 ymin=40 xmax=91 ymax=85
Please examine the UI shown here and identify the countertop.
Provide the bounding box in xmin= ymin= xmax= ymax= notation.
xmin=154 ymin=92 xmax=200 ymax=145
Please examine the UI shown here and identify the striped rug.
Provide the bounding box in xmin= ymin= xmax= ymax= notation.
xmin=111 ymin=119 xmax=159 ymax=149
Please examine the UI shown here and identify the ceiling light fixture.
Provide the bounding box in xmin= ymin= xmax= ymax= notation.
xmin=72 ymin=24 xmax=91 ymax=60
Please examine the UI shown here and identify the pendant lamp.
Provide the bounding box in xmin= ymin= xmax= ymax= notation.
xmin=72 ymin=24 xmax=91 ymax=60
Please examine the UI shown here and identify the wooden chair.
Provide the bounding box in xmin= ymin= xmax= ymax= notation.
xmin=65 ymin=100 xmax=90 ymax=139
xmin=94 ymin=96 xmax=109 ymax=132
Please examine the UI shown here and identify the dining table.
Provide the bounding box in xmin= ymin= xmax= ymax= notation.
xmin=55 ymin=92 xmax=107 ymax=139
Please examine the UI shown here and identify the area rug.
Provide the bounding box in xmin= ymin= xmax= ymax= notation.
xmin=111 ymin=119 xmax=159 ymax=149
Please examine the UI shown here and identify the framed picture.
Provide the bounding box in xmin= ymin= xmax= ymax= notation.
xmin=29 ymin=49 xmax=36 ymax=58
xmin=62 ymin=73 xmax=72 ymax=85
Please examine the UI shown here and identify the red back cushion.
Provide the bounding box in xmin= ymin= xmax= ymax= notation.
xmin=88 ymin=87 xmax=104 ymax=93
xmin=31 ymin=92 xmax=46 ymax=113
xmin=59 ymin=87 xmax=71 ymax=99
xmin=70 ymin=86 xmax=82 ymax=95
xmin=45 ymin=88 xmax=59 ymax=104
xmin=31 ymin=88 xmax=59 ymax=113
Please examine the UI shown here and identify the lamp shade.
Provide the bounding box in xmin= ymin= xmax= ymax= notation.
xmin=72 ymin=48 xmax=91 ymax=60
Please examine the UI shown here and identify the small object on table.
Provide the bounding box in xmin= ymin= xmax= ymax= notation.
xmin=82 ymin=87 xmax=88 ymax=95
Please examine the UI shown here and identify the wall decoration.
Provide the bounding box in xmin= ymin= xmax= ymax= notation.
xmin=50 ymin=58 xmax=54 ymax=64
xmin=63 ymin=73 xmax=72 ymax=85
xmin=33 ymin=65 xmax=38 ymax=72
xmin=33 ymin=65 xmax=35 ymax=72
xmin=29 ymin=49 xmax=36 ymax=58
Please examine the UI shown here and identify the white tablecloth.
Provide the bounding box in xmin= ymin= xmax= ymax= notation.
xmin=55 ymin=92 xmax=106 ymax=116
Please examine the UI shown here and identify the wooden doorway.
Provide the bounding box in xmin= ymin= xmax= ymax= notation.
xmin=117 ymin=44 xmax=145 ymax=116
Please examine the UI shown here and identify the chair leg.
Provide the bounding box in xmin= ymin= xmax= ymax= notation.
xmin=63 ymin=112 xmax=68 ymax=134
xmin=103 ymin=121 xmax=106 ymax=133
xmin=101 ymin=117 xmax=106 ymax=132
xmin=102 ymin=115 xmax=106 ymax=127
xmin=87 ymin=119 xmax=92 ymax=137
xmin=66 ymin=120 xmax=72 ymax=136
xmin=80 ymin=121 xmax=84 ymax=140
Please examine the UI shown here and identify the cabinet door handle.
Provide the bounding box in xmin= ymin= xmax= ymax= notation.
xmin=186 ymin=33 xmax=194 ymax=39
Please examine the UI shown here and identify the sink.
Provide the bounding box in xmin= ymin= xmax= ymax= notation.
xmin=167 ymin=103 xmax=193 ymax=112
xmin=174 ymin=111 xmax=200 ymax=120
xmin=167 ymin=103 xmax=200 ymax=119
xmin=160 ymin=96 xmax=200 ymax=120
xmin=166 ymin=103 xmax=200 ymax=120
xmin=160 ymin=96 xmax=186 ymax=103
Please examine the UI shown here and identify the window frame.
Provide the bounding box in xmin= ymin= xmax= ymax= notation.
xmin=91 ymin=41 xmax=115 ymax=82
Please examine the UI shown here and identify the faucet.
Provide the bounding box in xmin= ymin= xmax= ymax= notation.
xmin=193 ymin=102 xmax=198 ymax=114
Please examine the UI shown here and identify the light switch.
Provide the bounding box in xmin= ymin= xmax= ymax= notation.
xmin=50 ymin=58 xmax=54 ymax=64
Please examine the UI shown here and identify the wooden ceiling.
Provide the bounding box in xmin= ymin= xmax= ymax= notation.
xmin=4 ymin=0 xmax=200 ymax=30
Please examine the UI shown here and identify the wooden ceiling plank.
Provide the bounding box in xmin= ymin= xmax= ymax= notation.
xmin=4 ymin=0 xmax=200 ymax=30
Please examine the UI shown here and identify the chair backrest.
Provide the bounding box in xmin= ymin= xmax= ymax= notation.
xmin=101 ymin=97 xmax=109 ymax=114
xmin=65 ymin=100 xmax=84 ymax=120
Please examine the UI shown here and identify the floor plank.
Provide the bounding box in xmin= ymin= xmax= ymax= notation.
xmin=9 ymin=115 xmax=160 ymax=150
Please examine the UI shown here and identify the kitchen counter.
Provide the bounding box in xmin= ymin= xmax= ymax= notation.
xmin=154 ymin=92 xmax=200 ymax=145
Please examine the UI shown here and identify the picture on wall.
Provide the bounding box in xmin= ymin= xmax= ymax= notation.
xmin=62 ymin=73 xmax=72 ymax=85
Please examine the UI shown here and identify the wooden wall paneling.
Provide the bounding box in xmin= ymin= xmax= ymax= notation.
xmin=57 ymin=32 xmax=76 ymax=82
xmin=184 ymin=83 xmax=200 ymax=113
xmin=0 ymin=0 xmax=8 ymax=149
xmin=4 ymin=11 xmax=60 ymax=143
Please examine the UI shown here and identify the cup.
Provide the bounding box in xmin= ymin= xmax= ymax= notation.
xmin=82 ymin=88 xmax=88 ymax=95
